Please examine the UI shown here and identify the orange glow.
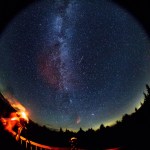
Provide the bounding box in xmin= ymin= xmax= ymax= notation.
xmin=11 ymin=117 xmax=19 ymax=121
xmin=3 ymin=92 xmax=29 ymax=123
xmin=1 ymin=116 xmax=19 ymax=137
xmin=16 ymin=111 xmax=29 ymax=123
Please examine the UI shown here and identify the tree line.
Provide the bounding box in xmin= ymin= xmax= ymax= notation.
xmin=0 ymin=84 xmax=150 ymax=149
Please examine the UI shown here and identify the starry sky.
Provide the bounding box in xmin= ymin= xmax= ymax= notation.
xmin=0 ymin=0 xmax=150 ymax=131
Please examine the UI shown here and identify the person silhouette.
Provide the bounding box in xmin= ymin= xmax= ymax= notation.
xmin=69 ymin=137 xmax=78 ymax=150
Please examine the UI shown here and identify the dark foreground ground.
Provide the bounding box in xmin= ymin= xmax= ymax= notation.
xmin=0 ymin=129 xmax=148 ymax=150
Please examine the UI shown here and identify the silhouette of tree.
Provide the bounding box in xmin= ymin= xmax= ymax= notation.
xmin=100 ymin=124 xmax=105 ymax=131
xmin=122 ymin=114 xmax=129 ymax=122
xmin=1 ymin=84 xmax=150 ymax=149
xmin=77 ymin=127 xmax=84 ymax=134
xmin=143 ymin=92 xmax=148 ymax=100
xmin=146 ymin=84 xmax=150 ymax=95
xmin=59 ymin=127 xmax=63 ymax=133
xmin=116 ymin=120 xmax=121 ymax=124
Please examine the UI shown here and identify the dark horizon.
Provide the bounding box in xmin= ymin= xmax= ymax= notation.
xmin=0 ymin=84 xmax=150 ymax=149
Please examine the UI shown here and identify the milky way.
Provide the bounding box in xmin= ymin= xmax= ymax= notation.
xmin=0 ymin=0 xmax=150 ymax=131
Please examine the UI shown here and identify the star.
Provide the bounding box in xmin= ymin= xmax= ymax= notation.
xmin=0 ymin=0 xmax=150 ymax=131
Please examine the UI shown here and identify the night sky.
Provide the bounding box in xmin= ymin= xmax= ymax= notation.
xmin=0 ymin=0 xmax=150 ymax=131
